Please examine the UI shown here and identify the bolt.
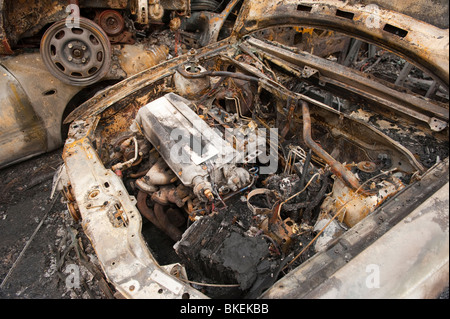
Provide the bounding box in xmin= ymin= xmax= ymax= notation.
xmin=204 ymin=189 xmax=214 ymax=201
xmin=68 ymin=56 xmax=73 ymax=61
xmin=68 ymin=43 xmax=73 ymax=49
xmin=82 ymin=45 xmax=87 ymax=51
xmin=73 ymin=49 xmax=82 ymax=57
xmin=82 ymin=58 xmax=86 ymax=63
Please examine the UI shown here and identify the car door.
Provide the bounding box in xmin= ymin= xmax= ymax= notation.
xmin=0 ymin=64 xmax=48 ymax=168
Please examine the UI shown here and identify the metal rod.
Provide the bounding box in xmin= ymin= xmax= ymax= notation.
xmin=299 ymin=149 xmax=312 ymax=190
xmin=301 ymin=101 xmax=361 ymax=190
xmin=176 ymin=65 xmax=260 ymax=82
xmin=395 ymin=62 xmax=413 ymax=87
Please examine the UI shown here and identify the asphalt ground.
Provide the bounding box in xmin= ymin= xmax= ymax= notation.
xmin=0 ymin=148 xmax=115 ymax=299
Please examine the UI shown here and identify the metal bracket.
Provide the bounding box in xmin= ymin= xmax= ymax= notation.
xmin=429 ymin=117 xmax=448 ymax=132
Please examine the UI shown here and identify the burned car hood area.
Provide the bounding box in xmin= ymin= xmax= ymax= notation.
xmin=55 ymin=0 xmax=449 ymax=299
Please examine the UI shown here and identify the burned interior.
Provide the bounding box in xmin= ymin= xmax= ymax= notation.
xmin=57 ymin=13 xmax=449 ymax=298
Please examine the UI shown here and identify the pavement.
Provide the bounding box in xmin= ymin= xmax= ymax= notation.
xmin=0 ymin=148 xmax=115 ymax=299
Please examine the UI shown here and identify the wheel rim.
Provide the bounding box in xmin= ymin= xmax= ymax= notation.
xmin=40 ymin=18 xmax=111 ymax=86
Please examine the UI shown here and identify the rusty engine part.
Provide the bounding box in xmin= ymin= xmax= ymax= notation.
xmin=40 ymin=17 xmax=112 ymax=86
xmin=97 ymin=10 xmax=124 ymax=36
xmin=176 ymin=64 xmax=260 ymax=83
xmin=357 ymin=161 xmax=378 ymax=173
xmin=137 ymin=191 xmax=184 ymax=242
xmin=134 ymin=92 xmax=251 ymax=203
xmin=247 ymin=188 xmax=279 ymax=216
xmin=117 ymin=44 xmax=169 ymax=77
xmin=320 ymin=173 xmax=405 ymax=228
xmin=111 ymin=136 xmax=141 ymax=172
xmin=1 ymin=0 xmax=191 ymax=55
xmin=211 ymin=77 xmax=257 ymax=116
xmin=130 ymin=0 xmax=165 ymax=22
xmin=173 ymin=63 xmax=211 ymax=99
xmin=301 ymin=100 xmax=361 ymax=191
xmin=130 ymin=0 xmax=190 ymax=23
xmin=63 ymin=184 xmax=81 ymax=221
xmin=179 ymin=0 xmax=242 ymax=48
xmin=135 ymin=157 xmax=177 ymax=193
xmin=134 ymin=157 xmax=190 ymax=242
xmin=312 ymin=169 xmax=406 ymax=253
xmin=149 ymin=0 xmax=164 ymax=21
xmin=94 ymin=9 xmax=135 ymax=44
xmin=151 ymin=184 xmax=191 ymax=207
xmin=247 ymin=188 xmax=296 ymax=252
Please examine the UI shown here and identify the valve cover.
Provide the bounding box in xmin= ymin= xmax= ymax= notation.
xmin=135 ymin=93 xmax=240 ymax=187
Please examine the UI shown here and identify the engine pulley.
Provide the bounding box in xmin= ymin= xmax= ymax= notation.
xmin=98 ymin=10 xmax=125 ymax=36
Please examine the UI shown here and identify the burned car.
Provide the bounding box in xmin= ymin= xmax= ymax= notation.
xmin=0 ymin=0 xmax=242 ymax=168
xmin=1 ymin=0 xmax=241 ymax=86
xmin=54 ymin=0 xmax=448 ymax=299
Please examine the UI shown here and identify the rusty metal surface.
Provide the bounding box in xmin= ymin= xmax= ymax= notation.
xmin=233 ymin=0 xmax=449 ymax=91
xmin=97 ymin=9 xmax=125 ymax=36
xmin=306 ymin=182 xmax=449 ymax=299
xmin=117 ymin=44 xmax=169 ymax=77
xmin=63 ymin=38 xmax=231 ymax=124
xmin=0 ymin=0 xmax=67 ymax=53
xmin=0 ymin=64 xmax=47 ymax=167
xmin=0 ymin=0 xmax=187 ymax=55
xmin=226 ymin=50 xmax=427 ymax=175
xmin=79 ymin=0 xmax=128 ymax=9
xmin=40 ymin=17 xmax=112 ymax=86
xmin=54 ymin=0 xmax=448 ymax=300
xmin=173 ymin=63 xmax=211 ymax=98
xmin=262 ymin=158 xmax=449 ymax=299
xmin=246 ymin=36 xmax=449 ymax=131
xmin=160 ymin=0 xmax=190 ymax=13
xmin=137 ymin=192 xmax=158 ymax=221
xmin=353 ymin=0 xmax=449 ymax=29
xmin=181 ymin=0 xmax=242 ymax=47
xmin=321 ymin=177 xmax=405 ymax=228
xmin=62 ymin=120 xmax=207 ymax=298
xmin=301 ymin=100 xmax=361 ymax=190
xmin=0 ymin=52 xmax=81 ymax=169
xmin=153 ymin=202 xmax=183 ymax=242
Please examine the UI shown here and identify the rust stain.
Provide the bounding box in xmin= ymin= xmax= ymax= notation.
xmin=9 ymin=83 xmax=47 ymax=146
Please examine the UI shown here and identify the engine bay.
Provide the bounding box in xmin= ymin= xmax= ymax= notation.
xmin=60 ymin=33 xmax=449 ymax=298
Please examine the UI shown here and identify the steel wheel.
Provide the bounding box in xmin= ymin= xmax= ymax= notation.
xmin=40 ymin=17 xmax=111 ymax=86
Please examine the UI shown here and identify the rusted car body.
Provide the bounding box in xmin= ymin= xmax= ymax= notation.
xmin=52 ymin=0 xmax=448 ymax=299
xmin=0 ymin=0 xmax=238 ymax=169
